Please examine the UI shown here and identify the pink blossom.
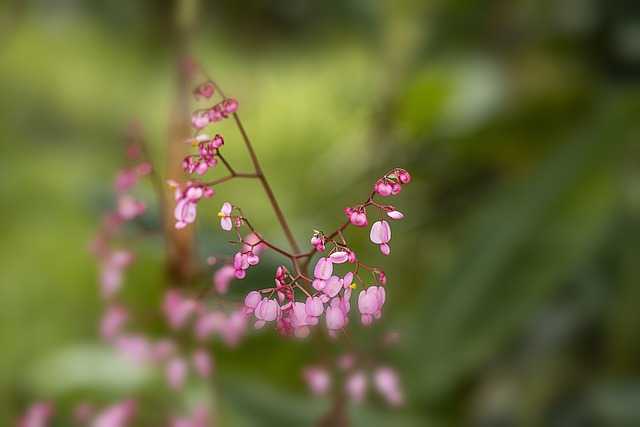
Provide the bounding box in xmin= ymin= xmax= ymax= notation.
xmin=218 ymin=202 xmax=233 ymax=231
xmin=136 ymin=162 xmax=152 ymax=176
xmin=171 ymin=407 xmax=209 ymax=427
xmin=114 ymin=334 xmax=149 ymax=363
xmin=195 ymin=311 xmax=226 ymax=340
xmin=220 ymin=308 xmax=250 ymax=346
xmin=374 ymin=179 xmax=393 ymax=196
xmin=329 ymin=251 xmax=349 ymax=264
xmin=244 ymin=291 xmax=261 ymax=314
xmin=358 ymin=286 xmax=386 ymax=326
xmin=191 ymin=113 xmax=209 ymax=130
xmin=395 ymin=168 xmax=411 ymax=184
xmin=253 ymin=297 xmax=280 ymax=329
xmin=233 ymin=252 xmax=249 ymax=279
xmin=386 ymin=209 xmax=404 ymax=220
xmin=168 ymin=180 xmax=214 ymax=229
xmin=302 ymin=367 xmax=331 ymax=396
xmin=163 ymin=291 xmax=197 ymax=330
xmin=345 ymin=207 xmax=368 ymax=227
xmin=310 ymin=233 xmax=325 ymax=252
xmin=224 ymin=98 xmax=239 ymax=113
xmin=346 ymin=371 xmax=368 ymax=404
xmin=193 ymin=81 xmax=214 ymax=100
xmin=373 ymin=366 xmax=404 ymax=406
xmin=305 ymin=296 xmax=324 ymax=318
xmin=91 ymin=400 xmax=135 ymax=427
xmin=166 ymin=357 xmax=187 ymax=389
xmin=213 ymin=265 xmax=236 ymax=293
xmin=210 ymin=134 xmax=224 ymax=148
xmin=100 ymin=304 xmax=128 ymax=340
xmin=117 ymin=195 xmax=146 ymax=220
xmin=100 ymin=250 xmax=133 ymax=297
xmin=114 ymin=170 xmax=137 ymax=192
xmin=325 ymin=297 xmax=348 ymax=336
xmin=16 ymin=401 xmax=53 ymax=427
xmin=323 ymin=276 xmax=342 ymax=298
xmin=192 ymin=349 xmax=213 ymax=378
xmin=313 ymin=257 xmax=333 ymax=280
xmin=289 ymin=302 xmax=311 ymax=338
xmin=370 ymin=220 xmax=392 ymax=255
xmin=151 ymin=339 xmax=176 ymax=362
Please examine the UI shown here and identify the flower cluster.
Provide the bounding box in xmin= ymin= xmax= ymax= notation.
xmin=204 ymin=166 xmax=409 ymax=341
xmin=168 ymin=179 xmax=214 ymax=229
xmin=191 ymin=98 xmax=239 ymax=130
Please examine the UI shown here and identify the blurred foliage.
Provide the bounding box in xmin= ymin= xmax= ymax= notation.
xmin=1 ymin=0 xmax=640 ymax=425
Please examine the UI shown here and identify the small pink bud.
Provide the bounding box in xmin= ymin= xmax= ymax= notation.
xmin=224 ymin=98 xmax=239 ymax=113
xmin=386 ymin=209 xmax=404 ymax=220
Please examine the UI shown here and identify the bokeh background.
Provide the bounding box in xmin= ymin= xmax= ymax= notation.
xmin=2 ymin=0 xmax=640 ymax=425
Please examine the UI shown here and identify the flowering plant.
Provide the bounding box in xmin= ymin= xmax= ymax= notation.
xmin=17 ymin=62 xmax=410 ymax=426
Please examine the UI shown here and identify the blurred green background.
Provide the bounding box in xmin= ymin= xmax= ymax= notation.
xmin=1 ymin=0 xmax=640 ymax=425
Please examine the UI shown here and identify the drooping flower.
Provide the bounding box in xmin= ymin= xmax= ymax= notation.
xmin=166 ymin=357 xmax=187 ymax=390
xmin=369 ymin=220 xmax=392 ymax=255
xmin=218 ymin=202 xmax=233 ymax=231
xmin=302 ymin=367 xmax=331 ymax=396
xmin=373 ymin=366 xmax=404 ymax=406
xmin=358 ymin=286 xmax=386 ymax=326
xmin=345 ymin=371 xmax=368 ymax=404
xmin=91 ymin=400 xmax=136 ymax=427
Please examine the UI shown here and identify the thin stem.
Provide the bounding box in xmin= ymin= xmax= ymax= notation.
xmin=232 ymin=113 xmax=301 ymax=255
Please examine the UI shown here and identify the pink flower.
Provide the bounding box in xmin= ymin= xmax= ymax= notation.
xmin=329 ymin=251 xmax=349 ymax=264
xmin=289 ymin=302 xmax=311 ymax=338
xmin=163 ymin=291 xmax=197 ymax=330
xmin=302 ymin=367 xmax=331 ymax=396
xmin=193 ymin=82 xmax=214 ymax=100
xmin=174 ymin=199 xmax=196 ymax=229
xmin=114 ymin=334 xmax=149 ymax=363
xmin=172 ymin=407 xmax=209 ymax=427
xmin=373 ymin=366 xmax=404 ymax=406
xmin=370 ymin=220 xmax=392 ymax=255
xmin=114 ymin=170 xmax=137 ymax=192
xmin=166 ymin=357 xmax=187 ymax=389
xmin=218 ymin=202 xmax=233 ymax=231
xmin=195 ymin=310 xmax=225 ymax=340
xmin=224 ymin=98 xmax=239 ymax=113
xmin=345 ymin=206 xmax=368 ymax=227
xmin=244 ymin=291 xmax=261 ymax=314
xmin=386 ymin=209 xmax=404 ymax=220
xmin=117 ymin=195 xmax=146 ymax=220
xmin=100 ymin=304 xmax=128 ymax=340
xmin=16 ymin=401 xmax=53 ymax=427
xmin=169 ymin=181 xmax=213 ymax=229
xmin=323 ymin=276 xmax=342 ymax=298
xmin=345 ymin=371 xmax=367 ymax=404
xmin=213 ymin=265 xmax=236 ymax=293
xmin=191 ymin=113 xmax=209 ymax=130
xmin=192 ymin=349 xmax=213 ymax=378
xmin=374 ymin=179 xmax=393 ymax=196
xmin=310 ymin=234 xmax=325 ymax=252
xmin=313 ymin=257 xmax=333 ymax=280
xmin=91 ymin=400 xmax=135 ymax=427
xmin=253 ymin=297 xmax=280 ymax=329
xmin=325 ymin=297 xmax=348 ymax=337
xmin=358 ymin=286 xmax=386 ymax=326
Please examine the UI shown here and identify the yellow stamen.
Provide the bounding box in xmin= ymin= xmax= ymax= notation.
xmin=217 ymin=212 xmax=227 ymax=217
xmin=191 ymin=142 xmax=198 ymax=147
xmin=349 ymin=283 xmax=357 ymax=289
